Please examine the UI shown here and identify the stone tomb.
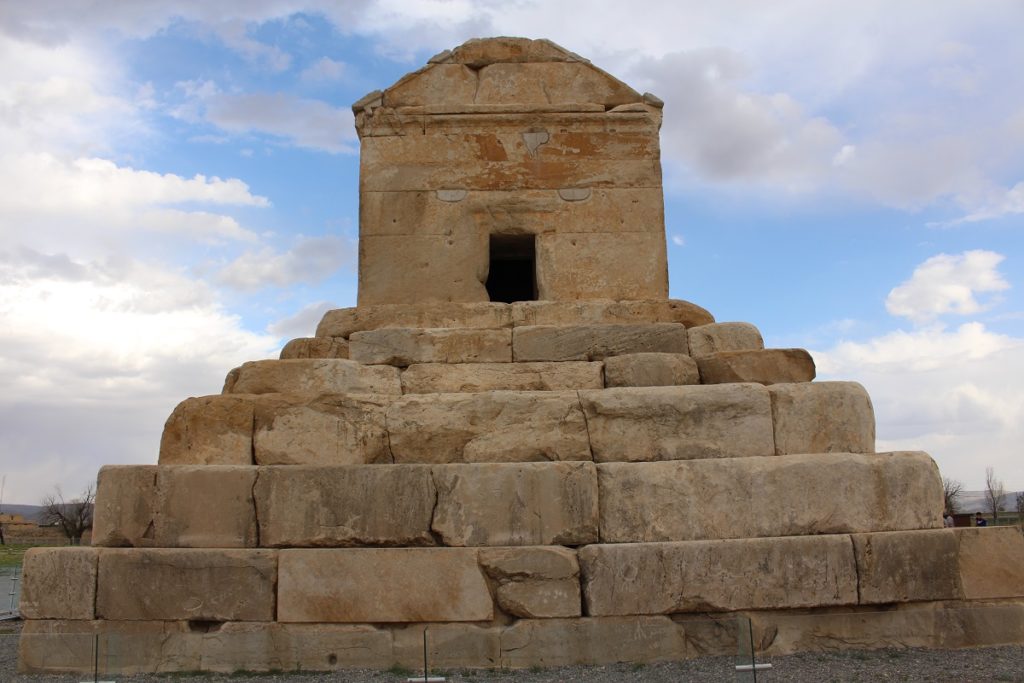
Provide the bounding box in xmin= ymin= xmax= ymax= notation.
xmin=20 ymin=37 xmax=1024 ymax=674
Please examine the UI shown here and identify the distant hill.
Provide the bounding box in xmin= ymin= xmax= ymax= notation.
xmin=0 ymin=505 xmax=44 ymax=523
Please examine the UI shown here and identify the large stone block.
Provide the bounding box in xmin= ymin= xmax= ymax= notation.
xmin=511 ymin=299 xmax=714 ymax=328
xmin=393 ymin=624 xmax=501 ymax=669
xmin=386 ymin=391 xmax=591 ymax=463
xmin=697 ymin=348 xmax=816 ymax=385
xmin=316 ymin=302 xmax=512 ymax=338
xmin=480 ymin=546 xmax=581 ymax=618
xmin=852 ymin=530 xmax=961 ymax=604
xmin=277 ymin=548 xmax=493 ymax=622
xmin=279 ymin=337 xmax=349 ymax=359
xmin=535 ymin=233 xmax=668 ymax=300
xmin=92 ymin=465 xmax=157 ymax=547
xmin=474 ymin=61 xmax=641 ymax=107
xmin=223 ymin=359 xmax=401 ymax=396
xmin=159 ymin=395 xmax=254 ymax=465
xmin=255 ymin=465 xmax=436 ymax=547
xmin=770 ymin=381 xmax=875 ymax=454
xmin=687 ymin=322 xmax=764 ymax=357
xmin=603 ymin=352 xmax=699 ymax=387
xmin=154 ymin=466 xmax=257 ymax=548
xmin=957 ymin=527 xmax=1024 ymax=599
xmin=432 ymin=462 xmax=598 ymax=546
xmin=580 ymin=536 xmax=858 ymax=615
xmin=361 ymin=188 xmax=664 ymax=238
xmin=383 ymin=63 xmax=478 ymax=107
xmin=358 ymin=234 xmax=488 ymax=305
xmin=349 ymin=328 xmax=512 ymax=366
xmin=401 ymin=361 xmax=603 ymax=393
xmin=253 ymin=394 xmax=392 ymax=466
xmin=18 ymin=620 xmax=201 ymax=675
xmin=579 ymin=384 xmax=774 ymax=462
xmin=499 ymin=617 xmax=686 ymax=667
xmin=96 ymin=549 xmax=276 ymax=621
xmin=279 ymin=624 xmax=393 ymax=670
xmin=20 ymin=547 xmax=98 ymax=619
xmin=598 ymin=452 xmax=944 ymax=543
xmin=513 ymin=323 xmax=688 ymax=362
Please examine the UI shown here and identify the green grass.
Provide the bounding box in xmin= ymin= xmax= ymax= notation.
xmin=0 ymin=544 xmax=34 ymax=568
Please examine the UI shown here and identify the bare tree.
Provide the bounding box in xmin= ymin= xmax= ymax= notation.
xmin=40 ymin=483 xmax=95 ymax=545
xmin=984 ymin=467 xmax=1006 ymax=525
xmin=942 ymin=477 xmax=964 ymax=516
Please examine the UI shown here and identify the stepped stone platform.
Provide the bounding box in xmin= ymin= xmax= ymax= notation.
xmin=20 ymin=37 xmax=1024 ymax=674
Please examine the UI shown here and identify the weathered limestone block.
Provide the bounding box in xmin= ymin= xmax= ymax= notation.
xmin=277 ymin=548 xmax=493 ymax=622
xmin=316 ymin=302 xmax=512 ymax=338
xmin=480 ymin=546 xmax=581 ymax=618
xmin=598 ymin=452 xmax=944 ymax=543
xmin=92 ymin=465 xmax=157 ymax=547
xmin=401 ymin=361 xmax=603 ymax=393
xmin=687 ymin=322 xmax=764 ymax=358
xmin=580 ymin=536 xmax=858 ymax=615
xmin=279 ymin=624 xmax=393 ymax=671
xmin=386 ymin=391 xmax=591 ymax=463
xmin=96 ymin=549 xmax=276 ymax=621
xmin=349 ymin=328 xmax=512 ymax=366
xmin=745 ymin=600 xmax=1024 ymax=655
xmin=535 ymin=233 xmax=668 ymax=301
xmin=697 ymin=348 xmax=816 ymax=385
xmin=159 ymin=395 xmax=254 ymax=465
xmin=19 ymin=620 xmax=201 ymax=675
xmin=511 ymin=299 xmax=714 ymax=328
xmin=499 ymin=617 xmax=686 ymax=667
xmin=357 ymin=234 xmax=488 ymax=305
xmin=255 ymin=465 xmax=436 ymax=547
xmin=513 ymin=323 xmax=688 ymax=362
xmin=770 ymin=381 xmax=875 ymax=454
xmin=853 ymin=530 xmax=961 ymax=604
xmin=957 ymin=527 xmax=1024 ymax=599
xmin=432 ymin=462 xmax=598 ymax=546
xmin=393 ymin=624 xmax=501 ymax=669
xmin=223 ymin=359 xmax=401 ymax=395
xmin=253 ymin=394 xmax=391 ymax=466
xmin=155 ymin=466 xmax=257 ymax=548
xmin=579 ymin=384 xmax=774 ymax=462
xmin=20 ymin=547 xmax=98 ymax=619
xmin=603 ymin=352 xmax=699 ymax=387
xmin=444 ymin=36 xmax=581 ymax=66
xmin=361 ymin=188 xmax=664 ymax=237
xmin=279 ymin=337 xmax=349 ymax=359
xmin=473 ymin=61 xmax=641 ymax=107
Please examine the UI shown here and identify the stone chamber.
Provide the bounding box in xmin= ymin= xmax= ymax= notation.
xmin=18 ymin=37 xmax=1024 ymax=675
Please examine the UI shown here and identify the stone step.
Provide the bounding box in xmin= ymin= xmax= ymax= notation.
xmin=22 ymin=529 xmax=1024 ymax=633
xmin=400 ymin=361 xmax=604 ymax=393
xmin=161 ymin=382 xmax=875 ymax=466
xmin=315 ymin=299 xmax=714 ymax=338
xmin=697 ymin=348 xmax=816 ymax=385
xmin=97 ymin=454 xmax=943 ymax=551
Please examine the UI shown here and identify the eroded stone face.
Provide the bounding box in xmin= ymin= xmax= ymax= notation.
xmin=92 ymin=465 xmax=158 ymax=547
xmin=603 ymin=352 xmax=699 ymax=387
xmin=479 ymin=546 xmax=581 ymax=618
xmin=20 ymin=547 xmax=98 ymax=620
xmin=386 ymin=390 xmax=591 ymax=463
xmin=277 ymin=548 xmax=493 ymax=622
xmin=579 ymin=384 xmax=775 ymax=462
xmin=400 ymin=361 xmax=603 ymax=393
xmin=431 ymin=462 xmax=598 ymax=546
xmin=687 ymin=322 xmax=764 ymax=358
xmin=349 ymin=328 xmax=512 ymax=366
xmin=697 ymin=349 xmax=816 ymax=385
xmin=159 ymin=395 xmax=254 ymax=465
xmin=598 ymin=452 xmax=944 ymax=543
xmin=580 ymin=536 xmax=858 ymax=614
xmin=852 ymin=530 xmax=961 ymax=604
xmin=513 ymin=323 xmax=689 ymax=362
xmin=317 ymin=302 xmax=512 ymax=338
xmin=770 ymin=381 xmax=875 ymax=454
xmin=279 ymin=337 xmax=349 ymax=360
xmin=957 ymin=527 xmax=1024 ymax=599
xmin=224 ymin=359 xmax=401 ymax=396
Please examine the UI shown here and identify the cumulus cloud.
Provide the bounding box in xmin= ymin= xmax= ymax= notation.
xmin=885 ymin=250 xmax=1010 ymax=324
xmin=201 ymin=92 xmax=358 ymax=154
xmin=815 ymin=322 xmax=1024 ymax=489
xmin=216 ymin=235 xmax=356 ymax=291
xmin=300 ymin=56 xmax=347 ymax=82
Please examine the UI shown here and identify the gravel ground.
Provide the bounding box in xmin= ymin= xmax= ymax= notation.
xmin=2 ymin=621 xmax=1021 ymax=682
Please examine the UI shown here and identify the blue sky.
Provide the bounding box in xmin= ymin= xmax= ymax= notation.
xmin=1 ymin=1 xmax=1022 ymax=504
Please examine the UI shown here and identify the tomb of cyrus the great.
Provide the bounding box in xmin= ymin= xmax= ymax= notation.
xmin=19 ymin=37 xmax=1024 ymax=674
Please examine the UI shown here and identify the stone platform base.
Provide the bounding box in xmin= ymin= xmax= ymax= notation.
xmin=19 ymin=600 xmax=1024 ymax=674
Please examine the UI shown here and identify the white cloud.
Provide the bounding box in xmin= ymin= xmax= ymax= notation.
xmin=885 ymin=250 xmax=1010 ymax=324
xmin=216 ymin=235 xmax=356 ymax=291
xmin=268 ymin=300 xmax=337 ymax=339
xmin=815 ymin=322 xmax=1024 ymax=489
xmin=202 ymin=92 xmax=358 ymax=154
xmin=671 ymin=234 xmax=686 ymax=247
xmin=301 ymin=57 xmax=347 ymax=82
xmin=950 ymin=181 xmax=1024 ymax=224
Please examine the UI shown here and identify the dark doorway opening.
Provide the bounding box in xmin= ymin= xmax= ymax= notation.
xmin=486 ymin=234 xmax=536 ymax=303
